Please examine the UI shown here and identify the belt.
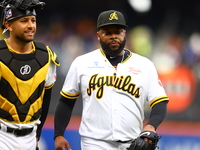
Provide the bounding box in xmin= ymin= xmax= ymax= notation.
xmin=116 ymin=140 xmax=132 ymax=143
xmin=0 ymin=125 xmax=33 ymax=137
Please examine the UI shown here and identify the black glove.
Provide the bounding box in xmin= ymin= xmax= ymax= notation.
xmin=126 ymin=131 xmax=160 ymax=150
xmin=36 ymin=147 xmax=39 ymax=150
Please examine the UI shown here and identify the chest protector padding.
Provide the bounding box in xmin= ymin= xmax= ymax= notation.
xmin=0 ymin=40 xmax=50 ymax=123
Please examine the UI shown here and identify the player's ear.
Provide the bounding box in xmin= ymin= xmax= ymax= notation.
xmin=96 ymin=32 xmax=100 ymax=40
xmin=4 ymin=22 xmax=12 ymax=31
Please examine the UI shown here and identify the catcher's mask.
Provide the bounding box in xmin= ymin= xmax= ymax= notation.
xmin=0 ymin=0 xmax=45 ymax=33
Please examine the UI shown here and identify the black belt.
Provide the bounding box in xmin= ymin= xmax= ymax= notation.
xmin=116 ymin=140 xmax=132 ymax=143
xmin=0 ymin=125 xmax=33 ymax=137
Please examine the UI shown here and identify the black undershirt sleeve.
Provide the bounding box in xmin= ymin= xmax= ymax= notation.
xmin=36 ymin=88 xmax=52 ymax=140
xmin=147 ymin=101 xmax=168 ymax=130
xmin=54 ymin=96 xmax=76 ymax=139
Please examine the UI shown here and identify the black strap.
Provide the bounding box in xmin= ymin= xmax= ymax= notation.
xmin=33 ymin=41 xmax=47 ymax=52
xmin=116 ymin=140 xmax=132 ymax=143
xmin=0 ymin=124 xmax=33 ymax=136
xmin=0 ymin=40 xmax=8 ymax=50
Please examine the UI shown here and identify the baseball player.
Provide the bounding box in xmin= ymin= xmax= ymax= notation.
xmin=0 ymin=0 xmax=59 ymax=150
xmin=54 ymin=10 xmax=169 ymax=150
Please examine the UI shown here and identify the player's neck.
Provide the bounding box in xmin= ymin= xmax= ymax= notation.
xmin=106 ymin=49 xmax=130 ymax=66
xmin=6 ymin=38 xmax=33 ymax=54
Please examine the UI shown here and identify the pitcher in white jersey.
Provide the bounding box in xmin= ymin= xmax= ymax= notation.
xmin=54 ymin=10 xmax=169 ymax=150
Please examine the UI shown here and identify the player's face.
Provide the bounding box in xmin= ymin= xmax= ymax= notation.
xmin=6 ymin=15 xmax=37 ymax=43
xmin=97 ymin=25 xmax=126 ymax=56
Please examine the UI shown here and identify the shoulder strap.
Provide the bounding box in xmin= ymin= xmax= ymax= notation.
xmin=46 ymin=46 xmax=60 ymax=66
xmin=0 ymin=40 xmax=8 ymax=50
xmin=33 ymin=41 xmax=47 ymax=52
xmin=34 ymin=41 xmax=60 ymax=66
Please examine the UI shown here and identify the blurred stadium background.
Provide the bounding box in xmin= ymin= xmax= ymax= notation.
xmin=1 ymin=0 xmax=200 ymax=149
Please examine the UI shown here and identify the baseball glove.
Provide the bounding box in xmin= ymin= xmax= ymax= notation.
xmin=126 ymin=131 xmax=160 ymax=150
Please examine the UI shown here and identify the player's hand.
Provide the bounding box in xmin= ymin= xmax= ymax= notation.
xmin=142 ymin=124 xmax=156 ymax=143
xmin=54 ymin=136 xmax=72 ymax=150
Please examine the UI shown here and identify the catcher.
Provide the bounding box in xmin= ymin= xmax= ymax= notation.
xmin=0 ymin=0 xmax=59 ymax=150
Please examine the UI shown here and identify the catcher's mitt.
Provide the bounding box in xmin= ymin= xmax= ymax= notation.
xmin=126 ymin=131 xmax=160 ymax=150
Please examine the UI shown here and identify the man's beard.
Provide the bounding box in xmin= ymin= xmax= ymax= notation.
xmin=15 ymin=34 xmax=34 ymax=43
xmin=100 ymin=38 xmax=126 ymax=56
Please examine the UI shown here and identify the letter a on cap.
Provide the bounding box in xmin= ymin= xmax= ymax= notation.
xmin=109 ymin=12 xmax=118 ymax=20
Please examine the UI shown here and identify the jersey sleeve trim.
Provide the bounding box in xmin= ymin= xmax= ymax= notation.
xmin=45 ymin=83 xmax=54 ymax=89
xmin=60 ymin=90 xmax=80 ymax=99
xmin=150 ymin=96 xmax=169 ymax=108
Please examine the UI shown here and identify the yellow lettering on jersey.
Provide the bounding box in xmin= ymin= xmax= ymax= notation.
xmin=96 ymin=76 xmax=105 ymax=98
xmin=133 ymin=87 xmax=140 ymax=98
xmin=109 ymin=12 xmax=118 ymax=20
xmin=87 ymin=74 xmax=98 ymax=95
xmin=87 ymin=73 xmax=140 ymax=99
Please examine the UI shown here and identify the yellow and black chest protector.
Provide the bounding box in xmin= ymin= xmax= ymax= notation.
xmin=0 ymin=40 xmax=53 ymax=123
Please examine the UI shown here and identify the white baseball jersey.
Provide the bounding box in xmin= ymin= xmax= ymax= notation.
xmin=61 ymin=49 xmax=168 ymax=141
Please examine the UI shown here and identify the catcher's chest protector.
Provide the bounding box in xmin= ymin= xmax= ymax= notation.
xmin=0 ymin=40 xmax=50 ymax=123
